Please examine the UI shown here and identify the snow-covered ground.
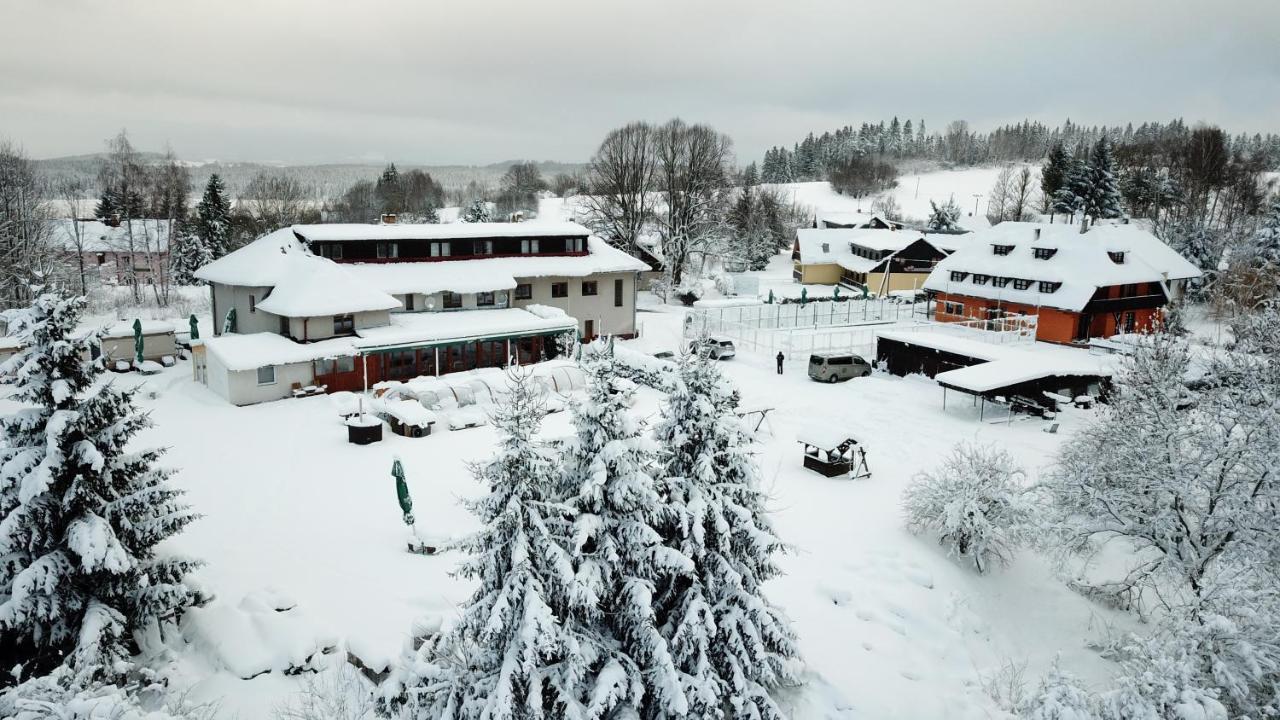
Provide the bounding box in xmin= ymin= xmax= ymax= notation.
xmin=0 ymin=284 xmax=1142 ymax=718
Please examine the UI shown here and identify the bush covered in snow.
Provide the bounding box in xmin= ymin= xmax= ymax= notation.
xmin=0 ymin=668 xmax=207 ymax=720
xmin=901 ymin=442 xmax=1027 ymax=574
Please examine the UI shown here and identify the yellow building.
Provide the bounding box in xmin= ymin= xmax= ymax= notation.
xmin=792 ymin=228 xmax=956 ymax=296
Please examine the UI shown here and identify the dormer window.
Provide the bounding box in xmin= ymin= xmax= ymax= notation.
xmin=992 ymin=244 xmax=1014 ymax=256
xmin=972 ymin=274 xmax=991 ymax=285
xmin=1038 ymin=281 xmax=1062 ymax=293
xmin=821 ymin=242 xmax=830 ymax=254
xmin=1033 ymin=248 xmax=1057 ymax=260
xmin=950 ymin=271 xmax=969 ymax=282
xmin=1013 ymin=278 xmax=1032 ymax=290
xmin=1108 ymin=251 xmax=1126 ymax=264
xmin=992 ymin=277 xmax=1011 ymax=288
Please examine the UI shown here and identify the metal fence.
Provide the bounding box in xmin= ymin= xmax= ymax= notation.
xmin=684 ymin=301 xmax=1037 ymax=360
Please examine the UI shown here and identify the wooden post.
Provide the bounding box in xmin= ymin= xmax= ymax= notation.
xmin=434 ymin=347 xmax=439 ymax=377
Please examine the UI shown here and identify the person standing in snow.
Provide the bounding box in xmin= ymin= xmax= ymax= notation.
xmin=776 ymin=351 xmax=785 ymax=374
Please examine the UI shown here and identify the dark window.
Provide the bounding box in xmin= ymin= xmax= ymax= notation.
xmin=943 ymin=301 xmax=964 ymax=316
xmin=992 ymin=244 xmax=1014 ymax=256
xmin=1108 ymin=251 xmax=1126 ymax=264
xmin=256 ymin=366 xmax=276 ymax=385
xmin=403 ymin=294 xmax=415 ymax=311
xmin=972 ymin=274 xmax=991 ymax=285
xmin=1033 ymin=248 xmax=1057 ymax=260
xmin=520 ymin=239 xmax=540 ymax=254
xmin=443 ymin=292 xmax=462 ymax=309
xmin=992 ymin=277 xmax=1011 ymax=288
xmin=1038 ymin=281 xmax=1061 ymax=293
xmin=476 ymin=291 xmax=495 ymax=306
xmin=950 ymin=271 xmax=969 ymax=282
xmin=828 ymin=356 xmax=853 ymax=366
xmin=315 ymin=356 xmax=356 ymax=376
xmin=581 ymin=281 xmax=598 ymax=296
xmin=552 ymin=282 xmax=568 ymax=298
xmin=319 ymin=243 xmax=343 ymax=259
xmin=477 ymin=240 xmax=494 ymax=255
xmin=515 ymin=283 xmax=533 ymax=300
xmin=430 ymin=242 xmax=450 ymax=257
xmin=249 ymin=295 xmax=256 ymax=313
xmin=377 ymin=242 xmax=399 ymax=259
xmin=334 ymin=314 xmax=355 ymax=334
xmin=96 ymin=253 xmax=106 ymax=265
xmin=279 ymin=315 xmax=290 ymax=335
xmin=614 ymin=278 xmax=624 ymax=307
xmin=1013 ymin=278 xmax=1032 ymax=290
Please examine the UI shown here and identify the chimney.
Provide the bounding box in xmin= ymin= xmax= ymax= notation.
xmin=380 ymin=213 xmax=397 ymax=224
xmin=1034 ymin=228 xmax=1041 ymax=241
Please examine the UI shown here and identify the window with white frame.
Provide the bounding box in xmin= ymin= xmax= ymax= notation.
xmin=256 ymin=365 xmax=276 ymax=385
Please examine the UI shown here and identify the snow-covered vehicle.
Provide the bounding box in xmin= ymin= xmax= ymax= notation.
xmin=688 ymin=338 xmax=736 ymax=360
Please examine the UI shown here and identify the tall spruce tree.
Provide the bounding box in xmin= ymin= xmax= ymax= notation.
xmin=1040 ymin=141 xmax=1071 ymax=218
xmin=560 ymin=345 xmax=692 ymax=719
xmin=1083 ymin=137 xmax=1124 ymax=221
xmin=461 ymin=199 xmax=491 ymax=223
xmin=0 ymin=293 xmax=202 ymax=687
xmin=194 ymin=174 xmax=232 ymax=259
xmin=386 ymin=369 xmax=592 ymax=720
xmin=652 ymin=354 xmax=802 ymax=719
xmin=1051 ymin=156 xmax=1089 ymax=222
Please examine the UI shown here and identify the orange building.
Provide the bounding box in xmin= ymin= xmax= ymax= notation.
xmin=923 ymin=222 xmax=1201 ymax=344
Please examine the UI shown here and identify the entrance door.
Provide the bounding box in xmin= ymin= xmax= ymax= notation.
xmin=584 ymin=320 xmax=595 ymax=341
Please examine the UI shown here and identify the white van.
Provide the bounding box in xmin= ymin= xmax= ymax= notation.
xmin=808 ymin=353 xmax=872 ymax=383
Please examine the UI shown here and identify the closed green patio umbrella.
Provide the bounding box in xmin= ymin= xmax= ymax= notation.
xmin=392 ymin=457 xmax=414 ymax=526
xmin=189 ymin=314 xmax=199 ymax=340
xmin=800 ymin=287 xmax=808 ymax=305
xmin=132 ymin=319 xmax=144 ymax=364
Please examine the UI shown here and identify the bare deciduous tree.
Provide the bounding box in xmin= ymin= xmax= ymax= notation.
xmin=0 ymin=141 xmax=55 ymax=307
xmin=653 ymin=119 xmax=733 ymax=287
xmin=581 ymin=122 xmax=657 ymax=256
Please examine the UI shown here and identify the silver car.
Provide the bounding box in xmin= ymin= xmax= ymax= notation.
xmin=808 ymin=352 xmax=872 ymax=383
xmin=689 ymin=338 xmax=736 ymax=360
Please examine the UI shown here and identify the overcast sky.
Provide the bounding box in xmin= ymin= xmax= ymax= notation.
xmin=2 ymin=0 xmax=1278 ymax=166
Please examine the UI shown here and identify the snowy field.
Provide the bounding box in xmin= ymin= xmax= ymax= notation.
xmin=0 ymin=293 xmax=1141 ymax=719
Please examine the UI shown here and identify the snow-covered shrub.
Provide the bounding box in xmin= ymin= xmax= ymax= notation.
xmin=711 ymin=270 xmax=735 ymax=296
xmin=0 ymin=669 xmax=207 ymax=720
xmin=901 ymin=442 xmax=1027 ymax=574
xmin=275 ymin=662 xmax=376 ymax=720
xmin=674 ymin=276 xmax=705 ymax=306
xmin=1018 ymin=666 xmax=1098 ymax=720
xmin=927 ymin=198 xmax=963 ymax=232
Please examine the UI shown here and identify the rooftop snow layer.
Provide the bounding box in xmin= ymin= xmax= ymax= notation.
xmin=256 ymin=256 xmax=401 ymax=317
xmin=203 ymin=333 xmax=357 ymax=372
xmin=934 ymin=356 xmax=1113 ymax=393
xmin=354 ymin=308 xmax=576 ymax=349
xmin=194 ymin=227 xmax=308 ymax=287
xmin=293 ymin=221 xmax=591 ymax=242
xmin=923 ymin=222 xmax=1201 ymax=312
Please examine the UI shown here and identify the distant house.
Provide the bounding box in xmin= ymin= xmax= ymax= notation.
xmin=814 ymin=211 xmax=905 ymax=231
xmin=792 ymin=227 xmax=956 ymax=294
xmin=193 ymin=220 xmax=648 ymax=405
xmin=49 ymin=218 xmax=171 ymax=288
xmin=923 ymin=222 xmax=1201 ymax=344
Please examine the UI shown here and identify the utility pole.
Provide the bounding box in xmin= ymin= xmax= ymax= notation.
xmin=972 ymin=193 xmax=982 ymax=217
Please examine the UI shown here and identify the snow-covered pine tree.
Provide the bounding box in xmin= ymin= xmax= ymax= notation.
xmin=1040 ymin=141 xmax=1071 ymax=218
xmin=194 ymin=174 xmax=232 ymax=259
xmin=559 ymin=344 xmax=692 ymax=719
xmin=167 ymin=220 xmax=213 ymax=286
xmin=0 ymin=293 xmax=203 ymax=687
xmin=1249 ymin=194 xmax=1280 ymax=269
xmin=1169 ymin=222 xmax=1220 ymax=297
xmin=927 ymin=198 xmax=962 ymax=231
xmin=385 ymin=368 xmax=591 ymax=720
xmin=1083 ymin=137 xmax=1124 ymax=221
xmin=461 ymin=200 xmax=492 ymax=223
xmin=652 ymin=354 xmax=802 ymax=719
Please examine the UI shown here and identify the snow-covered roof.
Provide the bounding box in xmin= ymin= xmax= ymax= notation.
xmin=202 ymin=333 xmax=358 ymax=372
xmin=816 ymin=211 xmax=903 ymax=230
xmin=922 ymin=222 xmax=1202 ymax=312
xmin=796 ymin=424 xmax=860 ymax=449
xmin=197 ymin=228 xmax=647 ymax=301
xmin=194 ymin=227 xmax=308 ymax=287
xmin=935 ymin=357 xmax=1112 ymax=394
xmin=874 ymin=329 xmax=1008 ymax=363
xmin=292 ymin=221 xmax=591 ymax=242
xmin=48 ymin=218 xmax=171 ymax=252
xmin=339 ymin=236 xmax=646 ymax=295
xmin=354 ymin=307 xmax=576 ymax=350
xmin=256 ymin=256 xmax=400 ymax=317
xmin=796 ymin=229 xmax=950 ymax=274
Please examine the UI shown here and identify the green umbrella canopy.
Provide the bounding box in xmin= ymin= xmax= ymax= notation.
xmin=392 ymin=457 xmax=414 ymax=526
xmin=800 ymin=288 xmax=808 ymax=305
xmin=132 ymin=319 xmax=144 ymax=364
xmin=766 ymin=289 xmax=774 ymax=304
xmin=223 ymin=307 xmax=237 ymax=334
xmin=834 ymin=286 xmax=841 ymax=300
xmin=189 ymin=314 xmax=199 ymax=340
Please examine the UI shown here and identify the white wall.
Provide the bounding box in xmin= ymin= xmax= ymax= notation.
xmin=513 ymin=272 xmax=637 ymax=337
xmin=286 ymin=309 xmax=390 ymax=341
xmin=211 ymin=283 xmax=282 ymax=335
